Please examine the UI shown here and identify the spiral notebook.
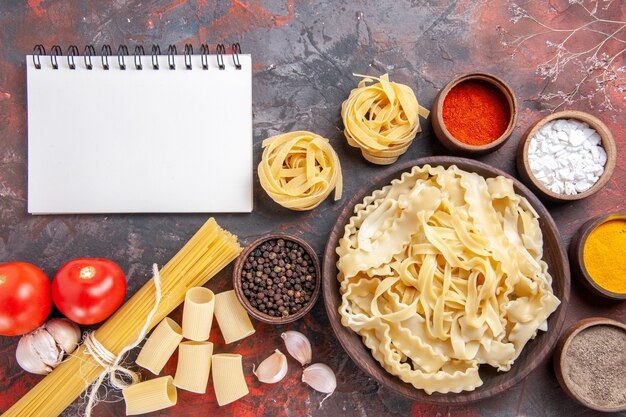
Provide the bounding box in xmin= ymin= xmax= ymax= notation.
xmin=26 ymin=43 xmax=252 ymax=214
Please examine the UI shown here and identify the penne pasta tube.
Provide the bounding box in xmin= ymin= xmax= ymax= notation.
xmin=211 ymin=354 xmax=248 ymax=406
xmin=135 ymin=317 xmax=183 ymax=375
xmin=173 ymin=341 xmax=213 ymax=393
xmin=182 ymin=287 xmax=215 ymax=341
xmin=214 ymin=290 xmax=255 ymax=344
xmin=123 ymin=376 xmax=177 ymax=415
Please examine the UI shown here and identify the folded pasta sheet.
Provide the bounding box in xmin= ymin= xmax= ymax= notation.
xmin=336 ymin=165 xmax=560 ymax=394
xmin=4 ymin=218 xmax=242 ymax=417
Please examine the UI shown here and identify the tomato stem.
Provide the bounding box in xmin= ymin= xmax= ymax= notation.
xmin=0 ymin=274 xmax=5 ymax=285
xmin=79 ymin=266 xmax=96 ymax=279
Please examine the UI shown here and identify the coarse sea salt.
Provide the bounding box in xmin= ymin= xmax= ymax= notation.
xmin=528 ymin=119 xmax=606 ymax=195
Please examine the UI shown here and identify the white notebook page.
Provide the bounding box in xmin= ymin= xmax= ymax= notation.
xmin=26 ymin=53 xmax=252 ymax=214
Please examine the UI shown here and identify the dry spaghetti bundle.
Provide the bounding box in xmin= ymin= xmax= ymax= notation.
xmin=341 ymin=73 xmax=430 ymax=165
xmin=4 ymin=218 xmax=242 ymax=417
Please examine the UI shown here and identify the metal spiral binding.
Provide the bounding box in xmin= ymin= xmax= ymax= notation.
xmin=101 ymin=44 xmax=112 ymax=70
xmin=151 ymin=44 xmax=161 ymax=69
xmin=50 ymin=45 xmax=62 ymax=69
xmin=117 ymin=45 xmax=129 ymax=70
xmin=31 ymin=42 xmax=243 ymax=71
xmin=167 ymin=45 xmax=177 ymax=69
xmin=33 ymin=44 xmax=46 ymax=69
xmin=84 ymin=45 xmax=96 ymax=70
xmin=67 ymin=45 xmax=79 ymax=69
xmin=231 ymin=42 xmax=242 ymax=70
xmin=184 ymin=44 xmax=193 ymax=70
xmin=200 ymin=43 xmax=209 ymax=70
xmin=134 ymin=45 xmax=145 ymax=70
xmin=216 ymin=43 xmax=226 ymax=70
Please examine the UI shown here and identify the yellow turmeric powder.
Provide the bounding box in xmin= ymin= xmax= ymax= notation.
xmin=583 ymin=219 xmax=626 ymax=294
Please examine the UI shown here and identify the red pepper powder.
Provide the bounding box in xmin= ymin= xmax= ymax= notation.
xmin=442 ymin=80 xmax=511 ymax=146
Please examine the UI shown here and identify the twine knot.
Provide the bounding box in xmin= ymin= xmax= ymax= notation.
xmin=83 ymin=263 xmax=163 ymax=417
xmin=83 ymin=332 xmax=139 ymax=390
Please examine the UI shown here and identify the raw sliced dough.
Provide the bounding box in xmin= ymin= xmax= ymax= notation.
xmin=341 ymin=74 xmax=429 ymax=165
xmin=258 ymin=131 xmax=343 ymax=211
xmin=336 ymin=164 xmax=560 ymax=394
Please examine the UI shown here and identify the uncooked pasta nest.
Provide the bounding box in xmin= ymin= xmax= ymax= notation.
xmin=341 ymin=74 xmax=430 ymax=165
xmin=336 ymin=165 xmax=560 ymax=394
xmin=258 ymin=131 xmax=343 ymax=211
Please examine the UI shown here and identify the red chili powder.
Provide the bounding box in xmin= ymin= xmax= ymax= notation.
xmin=442 ymin=80 xmax=511 ymax=146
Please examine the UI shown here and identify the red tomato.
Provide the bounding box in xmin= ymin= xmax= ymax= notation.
xmin=52 ymin=258 xmax=126 ymax=325
xmin=0 ymin=262 xmax=52 ymax=336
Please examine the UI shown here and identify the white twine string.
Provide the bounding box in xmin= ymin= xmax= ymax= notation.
xmin=83 ymin=263 xmax=163 ymax=417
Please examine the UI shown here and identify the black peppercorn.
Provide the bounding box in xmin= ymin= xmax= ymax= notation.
xmin=240 ymin=237 xmax=317 ymax=320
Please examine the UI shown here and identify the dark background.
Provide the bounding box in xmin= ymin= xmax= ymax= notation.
xmin=0 ymin=0 xmax=624 ymax=416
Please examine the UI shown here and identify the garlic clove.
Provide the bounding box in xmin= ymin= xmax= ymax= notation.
xmin=45 ymin=318 xmax=81 ymax=354
xmin=16 ymin=334 xmax=53 ymax=375
xmin=15 ymin=319 xmax=82 ymax=375
xmin=302 ymin=363 xmax=336 ymax=394
xmin=30 ymin=328 xmax=63 ymax=367
xmin=254 ymin=349 xmax=288 ymax=384
xmin=281 ymin=330 xmax=312 ymax=366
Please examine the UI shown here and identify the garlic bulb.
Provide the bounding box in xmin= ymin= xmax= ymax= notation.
xmin=254 ymin=349 xmax=288 ymax=383
xmin=15 ymin=319 xmax=81 ymax=375
xmin=281 ymin=330 xmax=312 ymax=366
xmin=16 ymin=332 xmax=57 ymax=375
xmin=302 ymin=363 xmax=336 ymax=394
xmin=45 ymin=318 xmax=81 ymax=353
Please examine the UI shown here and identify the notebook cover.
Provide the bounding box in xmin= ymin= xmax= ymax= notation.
xmin=26 ymin=53 xmax=252 ymax=214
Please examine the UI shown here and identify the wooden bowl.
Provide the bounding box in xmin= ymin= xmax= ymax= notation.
xmin=322 ymin=156 xmax=570 ymax=404
xmin=431 ymin=72 xmax=518 ymax=155
xmin=233 ymin=234 xmax=321 ymax=325
xmin=569 ymin=213 xmax=626 ymax=300
xmin=516 ymin=110 xmax=616 ymax=202
xmin=553 ymin=317 xmax=626 ymax=412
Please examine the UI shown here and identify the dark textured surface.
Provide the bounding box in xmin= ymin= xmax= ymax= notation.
xmin=0 ymin=1 xmax=624 ymax=416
